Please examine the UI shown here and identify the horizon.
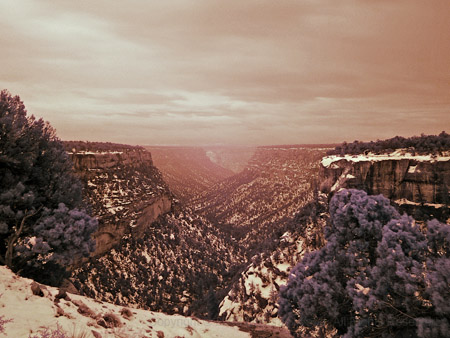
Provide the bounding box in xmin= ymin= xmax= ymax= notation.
xmin=2 ymin=1 xmax=449 ymax=146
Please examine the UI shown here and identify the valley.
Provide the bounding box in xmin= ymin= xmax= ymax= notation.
xmin=146 ymin=147 xmax=236 ymax=203
xmin=1 ymin=131 xmax=449 ymax=338
xmin=63 ymin=137 xmax=449 ymax=335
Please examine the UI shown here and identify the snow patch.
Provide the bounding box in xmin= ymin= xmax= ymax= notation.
xmin=321 ymin=150 xmax=450 ymax=168
xmin=395 ymin=198 xmax=447 ymax=209
xmin=0 ymin=266 xmax=250 ymax=338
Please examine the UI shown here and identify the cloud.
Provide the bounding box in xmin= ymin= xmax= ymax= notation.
xmin=0 ymin=0 xmax=449 ymax=145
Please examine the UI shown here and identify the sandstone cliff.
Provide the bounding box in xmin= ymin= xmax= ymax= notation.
xmin=320 ymin=151 xmax=450 ymax=221
xmin=68 ymin=148 xmax=173 ymax=256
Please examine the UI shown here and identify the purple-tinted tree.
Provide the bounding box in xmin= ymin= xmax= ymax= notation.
xmin=347 ymin=215 xmax=427 ymax=337
xmin=0 ymin=90 xmax=97 ymax=284
xmin=415 ymin=219 xmax=450 ymax=338
xmin=279 ymin=189 xmax=399 ymax=336
xmin=279 ymin=189 xmax=450 ymax=337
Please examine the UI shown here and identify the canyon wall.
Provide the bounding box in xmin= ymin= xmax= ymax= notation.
xmin=320 ymin=152 xmax=450 ymax=221
xmin=69 ymin=149 xmax=173 ymax=256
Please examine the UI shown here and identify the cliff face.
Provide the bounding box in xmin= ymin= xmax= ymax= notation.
xmin=69 ymin=149 xmax=173 ymax=256
xmin=71 ymin=149 xmax=154 ymax=175
xmin=320 ymin=152 xmax=450 ymax=220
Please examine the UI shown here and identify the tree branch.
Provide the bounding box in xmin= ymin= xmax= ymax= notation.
xmin=5 ymin=207 xmax=41 ymax=268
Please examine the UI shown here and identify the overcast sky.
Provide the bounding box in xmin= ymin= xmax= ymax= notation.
xmin=1 ymin=0 xmax=449 ymax=146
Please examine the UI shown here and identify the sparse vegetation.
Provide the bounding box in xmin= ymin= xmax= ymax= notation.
xmin=327 ymin=131 xmax=450 ymax=155
xmin=28 ymin=324 xmax=69 ymax=338
xmin=64 ymin=141 xmax=143 ymax=153
xmin=0 ymin=315 xmax=12 ymax=335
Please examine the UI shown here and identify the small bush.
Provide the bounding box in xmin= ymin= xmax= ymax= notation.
xmin=102 ymin=313 xmax=122 ymax=328
xmin=28 ymin=324 xmax=69 ymax=338
xmin=0 ymin=316 xmax=12 ymax=335
xmin=0 ymin=294 xmax=13 ymax=335
xmin=120 ymin=307 xmax=133 ymax=320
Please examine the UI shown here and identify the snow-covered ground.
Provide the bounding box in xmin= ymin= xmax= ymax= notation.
xmin=0 ymin=266 xmax=250 ymax=338
xmin=321 ymin=150 xmax=450 ymax=168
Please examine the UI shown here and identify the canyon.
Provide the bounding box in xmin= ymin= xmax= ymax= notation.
xmin=60 ymin=141 xmax=449 ymax=334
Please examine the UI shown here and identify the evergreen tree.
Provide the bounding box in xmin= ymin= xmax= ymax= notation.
xmin=0 ymin=90 xmax=97 ymax=283
xmin=279 ymin=189 xmax=450 ymax=337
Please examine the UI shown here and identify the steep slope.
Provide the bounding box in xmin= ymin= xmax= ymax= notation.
xmin=65 ymin=142 xmax=245 ymax=319
xmin=146 ymin=146 xmax=235 ymax=202
xmin=218 ymin=195 xmax=328 ymax=326
xmin=0 ymin=266 xmax=255 ymax=338
xmin=66 ymin=142 xmax=173 ymax=256
xmin=72 ymin=208 xmax=245 ymax=318
xmin=190 ymin=146 xmax=328 ymax=256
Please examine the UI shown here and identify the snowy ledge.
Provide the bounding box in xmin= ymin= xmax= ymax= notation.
xmin=394 ymin=198 xmax=448 ymax=209
xmin=67 ymin=151 xmax=124 ymax=155
xmin=321 ymin=150 xmax=450 ymax=168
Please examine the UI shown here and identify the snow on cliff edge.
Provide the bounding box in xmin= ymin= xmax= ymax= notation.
xmin=321 ymin=150 xmax=450 ymax=168
xmin=0 ymin=266 xmax=250 ymax=338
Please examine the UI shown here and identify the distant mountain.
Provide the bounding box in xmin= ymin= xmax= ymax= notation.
xmin=146 ymin=146 xmax=235 ymax=202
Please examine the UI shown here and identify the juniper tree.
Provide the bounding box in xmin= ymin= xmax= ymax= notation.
xmin=0 ymin=90 xmax=97 ymax=283
xmin=279 ymin=189 xmax=450 ymax=337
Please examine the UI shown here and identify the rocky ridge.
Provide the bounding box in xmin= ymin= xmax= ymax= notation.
xmin=320 ymin=150 xmax=450 ymax=221
xmin=67 ymin=146 xmax=173 ymax=257
xmin=218 ymin=195 xmax=328 ymax=326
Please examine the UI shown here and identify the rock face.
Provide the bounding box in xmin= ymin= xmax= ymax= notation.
xmin=71 ymin=150 xmax=154 ymax=173
xmin=69 ymin=148 xmax=173 ymax=256
xmin=320 ymin=152 xmax=450 ymax=220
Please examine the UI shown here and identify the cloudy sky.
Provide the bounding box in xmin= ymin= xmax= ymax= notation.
xmin=1 ymin=0 xmax=449 ymax=146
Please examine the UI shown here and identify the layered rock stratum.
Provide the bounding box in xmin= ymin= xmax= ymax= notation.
xmin=68 ymin=147 xmax=173 ymax=256
xmin=320 ymin=150 xmax=450 ymax=221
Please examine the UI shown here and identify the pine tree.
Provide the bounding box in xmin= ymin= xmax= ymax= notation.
xmin=279 ymin=189 xmax=450 ymax=337
xmin=0 ymin=90 xmax=97 ymax=284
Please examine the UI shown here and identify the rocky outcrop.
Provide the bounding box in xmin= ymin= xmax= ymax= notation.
xmin=92 ymin=194 xmax=172 ymax=256
xmin=320 ymin=152 xmax=450 ymax=221
xmin=70 ymin=149 xmax=153 ymax=176
xmin=69 ymin=148 xmax=173 ymax=257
